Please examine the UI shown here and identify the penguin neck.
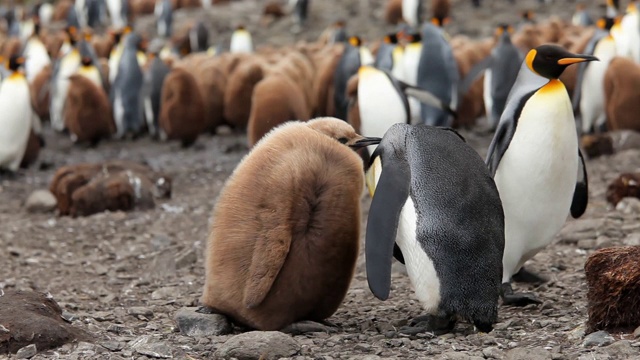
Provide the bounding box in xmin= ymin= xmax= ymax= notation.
xmin=538 ymin=78 xmax=565 ymax=94
xmin=8 ymin=71 xmax=25 ymax=81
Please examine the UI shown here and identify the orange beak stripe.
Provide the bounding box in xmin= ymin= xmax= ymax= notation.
xmin=558 ymin=58 xmax=589 ymax=65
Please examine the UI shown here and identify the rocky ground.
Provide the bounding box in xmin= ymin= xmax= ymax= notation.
xmin=2 ymin=0 xmax=640 ymax=359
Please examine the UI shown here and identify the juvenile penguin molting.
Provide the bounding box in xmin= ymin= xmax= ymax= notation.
xmin=366 ymin=124 xmax=504 ymax=334
xmin=486 ymin=44 xmax=595 ymax=306
xmin=200 ymin=118 xmax=381 ymax=331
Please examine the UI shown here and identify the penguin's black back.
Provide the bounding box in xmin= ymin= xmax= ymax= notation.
xmin=333 ymin=45 xmax=360 ymax=120
xmin=407 ymin=125 xmax=504 ymax=329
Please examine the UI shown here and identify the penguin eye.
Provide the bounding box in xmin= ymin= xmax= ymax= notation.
xmin=338 ymin=137 xmax=348 ymax=144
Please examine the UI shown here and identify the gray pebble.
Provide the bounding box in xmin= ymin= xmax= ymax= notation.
xmin=127 ymin=307 xmax=154 ymax=318
xmin=25 ymin=190 xmax=57 ymax=213
xmin=482 ymin=346 xmax=504 ymax=359
xmin=583 ymin=331 xmax=615 ymax=347
xmin=215 ymin=331 xmax=300 ymax=360
xmin=505 ymin=347 xmax=551 ymax=360
xmin=16 ymin=344 xmax=37 ymax=359
xmin=174 ymin=307 xmax=231 ymax=336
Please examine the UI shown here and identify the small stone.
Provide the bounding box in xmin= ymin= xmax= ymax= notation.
xmin=101 ymin=341 xmax=124 ymax=351
xmin=616 ymin=198 xmax=640 ymax=214
xmin=127 ymin=307 xmax=153 ymax=318
xmin=583 ymin=330 xmax=615 ymax=347
xmin=25 ymin=190 xmax=57 ymax=213
xmin=175 ymin=248 xmax=197 ymax=269
xmin=604 ymin=340 xmax=637 ymax=357
xmin=16 ymin=344 xmax=37 ymax=359
xmin=280 ymin=321 xmax=338 ymax=335
xmin=355 ymin=343 xmax=372 ymax=351
xmin=92 ymin=311 xmax=114 ymax=321
xmin=634 ymin=325 xmax=640 ymax=338
xmin=215 ymin=331 xmax=300 ymax=360
xmin=61 ymin=311 xmax=76 ymax=323
xmin=567 ymin=324 xmax=586 ymax=340
xmin=482 ymin=346 xmax=504 ymax=359
xmin=151 ymin=287 xmax=177 ymax=300
xmin=577 ymin=239 xmax=596 ymax=249
xmin=107 ymin=324 xmax=128 ymax=334
xmin=130 ymin=336 xmax=173 ymax=358
xmin=505 ymin=348 xmax=551 ymax=360
xmin=439 ymin=352 xmax=479 ymax=360
xmin=174 ymin=307 xmax=232 ymax=336
xmin=623 ymin=233 xmax=640 ymax=246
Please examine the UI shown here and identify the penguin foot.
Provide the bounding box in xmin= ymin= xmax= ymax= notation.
xmin=281 ymin=320 xmax=340 ymax=335
xmin=399 ymin=314 xmax=456 ymax=336
xmin=500 ymin=283 xmax=543 ymax=307
xmin=512 ymin=267 xmax=548 ymax=284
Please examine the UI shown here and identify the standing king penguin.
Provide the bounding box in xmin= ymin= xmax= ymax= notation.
xmin=200 ymin=117 xmax=381 ymax=331
xmin=365 ymin=124 xmax=505 ymax=333
xmin=486 ymin=44 xmax=594 ymax=306
xmin=460 ymin=24 xmax=522 ymax=130
xmin=111 ymin=33 xmax=146 ymax=138
xmin=0 ymin=56 xmax=33 ymax=172
xmin=416 ymin=22 xmax=458 ymax=127
xmin=574 ymin=17 xmax=617 ymax=134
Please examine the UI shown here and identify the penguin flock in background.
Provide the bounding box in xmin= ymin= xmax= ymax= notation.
xmin=4 ymin=0 xmax=640 ymax=341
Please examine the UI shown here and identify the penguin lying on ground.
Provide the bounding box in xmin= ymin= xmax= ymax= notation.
xmin=486 ymin=44 xmax=594 ymax=306
xmin=366 ymin=123 xmax=504 ymax=334
xmin=200 ymin=117 xmax=381 ymax=331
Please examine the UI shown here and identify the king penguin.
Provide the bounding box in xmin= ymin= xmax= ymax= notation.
xmin=401 ymin=31 xmax=423 ymax=123
xmin=357 ymin=65 xmax=456 ymax=156
xmin=373 ymin=33 xmax=399 ymax=72
xmin=486 ymin=44 xmax=595 ymax=306
xmin=416 ymin=22 xmax=458 ymax=127
xmin=229 ymin=25 xmax=253 ymax=54
xmin=618 ymin=1 xmax=640 ymax=62
xmin=189 ymin=21 xmax=208 ymax=53
xmin=0 ymin=55 xmax=34 ymax=173
xmin=574 ymin=17 xmax=617 ymax=134
xmin=23 ymin=19 xmax=51 ymax=84
xmin=365 ymin=123 xmax=505 ymax=334
xmin=402 ymin=0 xmax=422 ymax=28
xmin=333 ymin=36 xmax=374 ymax=120
xmin=141 ymin=41 xmax=170 ymax=138
xmin=155 ymin=0 xmax=172 ymax=39
xmin=459 ymin=24 xmax=523 ymax=130
xmin=50 ymin=26 xmax=82 ymax=132
xmin=111 ymin=33 xmax=146 ymax=138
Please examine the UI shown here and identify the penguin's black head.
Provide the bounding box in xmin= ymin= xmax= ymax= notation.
xmin=526 ymin=44 xmax=599 ymax=79
xmin=383 ymin=33 xmax=398 ymax=44
xmin=66 ymin=25 xmax=78 ymax=45
xmin=430 ymin=17 xmax=450 ymax=28
xmin=403 ymin=32 xmax=421 ymax=44
xmin=348 ymin=36 xmax=362 ymax=47
xmin=7 ymin=55 xmax=25 ymax=72
xmin=521 ymin=10 xmax=535 ymax=21
xmin=495 ymin=24 xmax=513 ymax=37
xmin=596 ymin=16 xmax=616 ymax=31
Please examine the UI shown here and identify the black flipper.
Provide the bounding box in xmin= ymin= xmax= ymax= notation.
xmin=458 ymin=54 xmax=494 ymax=96
xmin=393 ymin=243 xmax=405 ymax=264
xmin=571 ymin=149 xmax=588 ymax=218
xmin=402 ymin=85 xmax=458 ymax=118
xmin=365 ymin=150 xmax=411 ymax=301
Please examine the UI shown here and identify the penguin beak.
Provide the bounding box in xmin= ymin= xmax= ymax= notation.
xmin=557 ymin=55 xmax=599 ymax=65
xmin=350 ymin=137 xmax=382 ymax=148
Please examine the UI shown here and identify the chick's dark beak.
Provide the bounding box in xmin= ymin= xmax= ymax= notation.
xmin=350 ymin=137 xmax=382 ymax=148
xmin=558 ymin=54 xmax=599 ymax=65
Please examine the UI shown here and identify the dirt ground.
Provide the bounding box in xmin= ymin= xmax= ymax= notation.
xmin=2 ymin=0 xmax=640 ymax=359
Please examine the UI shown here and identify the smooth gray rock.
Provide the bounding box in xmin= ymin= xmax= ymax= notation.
xmin=127 ymin=307 xmax=154 ymax=318
xmin=567 ymin=324 xmax=586 ymax=341
xmin=174 ymin=307 xmax=232 ymax=337
xmin=603 ymin=340 xmax=637 ymax=357
xmin=634 ymin=325 xmax=640 ymax=338
xmin=505 ymin=348 xmax=552 ymax=360
xmin=25 ymin=190 xmax=57 ymax=213
xmin=583 ymin=331 xmax=615 ymax=347
xmin=214 ymin=331 xmax=300 ymax=360
xmin=482 ymin=346 xmax=505 ymax=359
xmin=16 ymin=344 xmax=37 ymax=359
xmin=616 ymin=198 xmax=640 ymax=214
xmin=130 ymin=335 xmax=173 ymax=359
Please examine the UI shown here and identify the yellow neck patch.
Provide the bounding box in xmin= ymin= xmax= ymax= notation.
xmin=537 ymin=78 xmax=565 ymax=95
xmin=525 ymin=48 xmax=538 ymax=75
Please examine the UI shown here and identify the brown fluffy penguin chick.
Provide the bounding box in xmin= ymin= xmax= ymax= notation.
xmin=158 ymin=67 xmax=207 ymax=147
xmin=385 ymin=0 xmax=403 ymax=25
xmin=604 ymin=57 xmax=640 ymax=132
xmin=201 ymin=117 xmax=371 ymax=331
xmin=30 ymin=65 xmax=52 ymax=121
xmin=64 ymin=74 xmax=115 ymax=145
xmin=247 ymin=74 xmax=310 ymax=147
xmin=223 ymin=59 xmax=266 ymax=130
xmin=20 ymin=130 xmax=42 ymax=169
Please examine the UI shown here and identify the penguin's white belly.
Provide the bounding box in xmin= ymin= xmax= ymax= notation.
xmin=621 ymin=13 xmax=640 ymax=62
xmin=580 ymin=40 xmax=615 ymax=133
xmin=358 ymin=74 xmax=406 ymax=154
xmin=402 ymin=48 xmax=421 ymax=123
xmin=494 ymin=85 xmax=578 ymax=281
xmin=52 ymin=54 xmax=80 ymax=131
xmin=396 ymin=197 xmax=441 ymax=314
xmin=144 ymin=96 xmax=155 ymax=135
xmin=230 ymin=33 xmax=253 ymax=54
xmin=0 ymin=79 xmax=32 ymax=171
xmin=114 ymin=90 xmax=125 ymax=136
xmin=402 ymin=0 xmax=419 ymax=27
xmin=483 ymin=68 xmax=494 ymax=125
xmin=24 ymin=42 xmax=51 ymax=83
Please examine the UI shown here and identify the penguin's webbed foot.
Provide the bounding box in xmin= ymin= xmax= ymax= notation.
xmin=512 ymin=267 xmax=548 ymax=284
xmin=280 ymin=320 xmax=340 ymax=335
xmin=399 ymin=313 xmax=456 ymax=336
xmin=500 ymin=283 xmax=542 ymax=307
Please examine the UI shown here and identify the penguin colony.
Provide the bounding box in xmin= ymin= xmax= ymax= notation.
xmin=3 ymin=0 xmax=640 ymax=341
